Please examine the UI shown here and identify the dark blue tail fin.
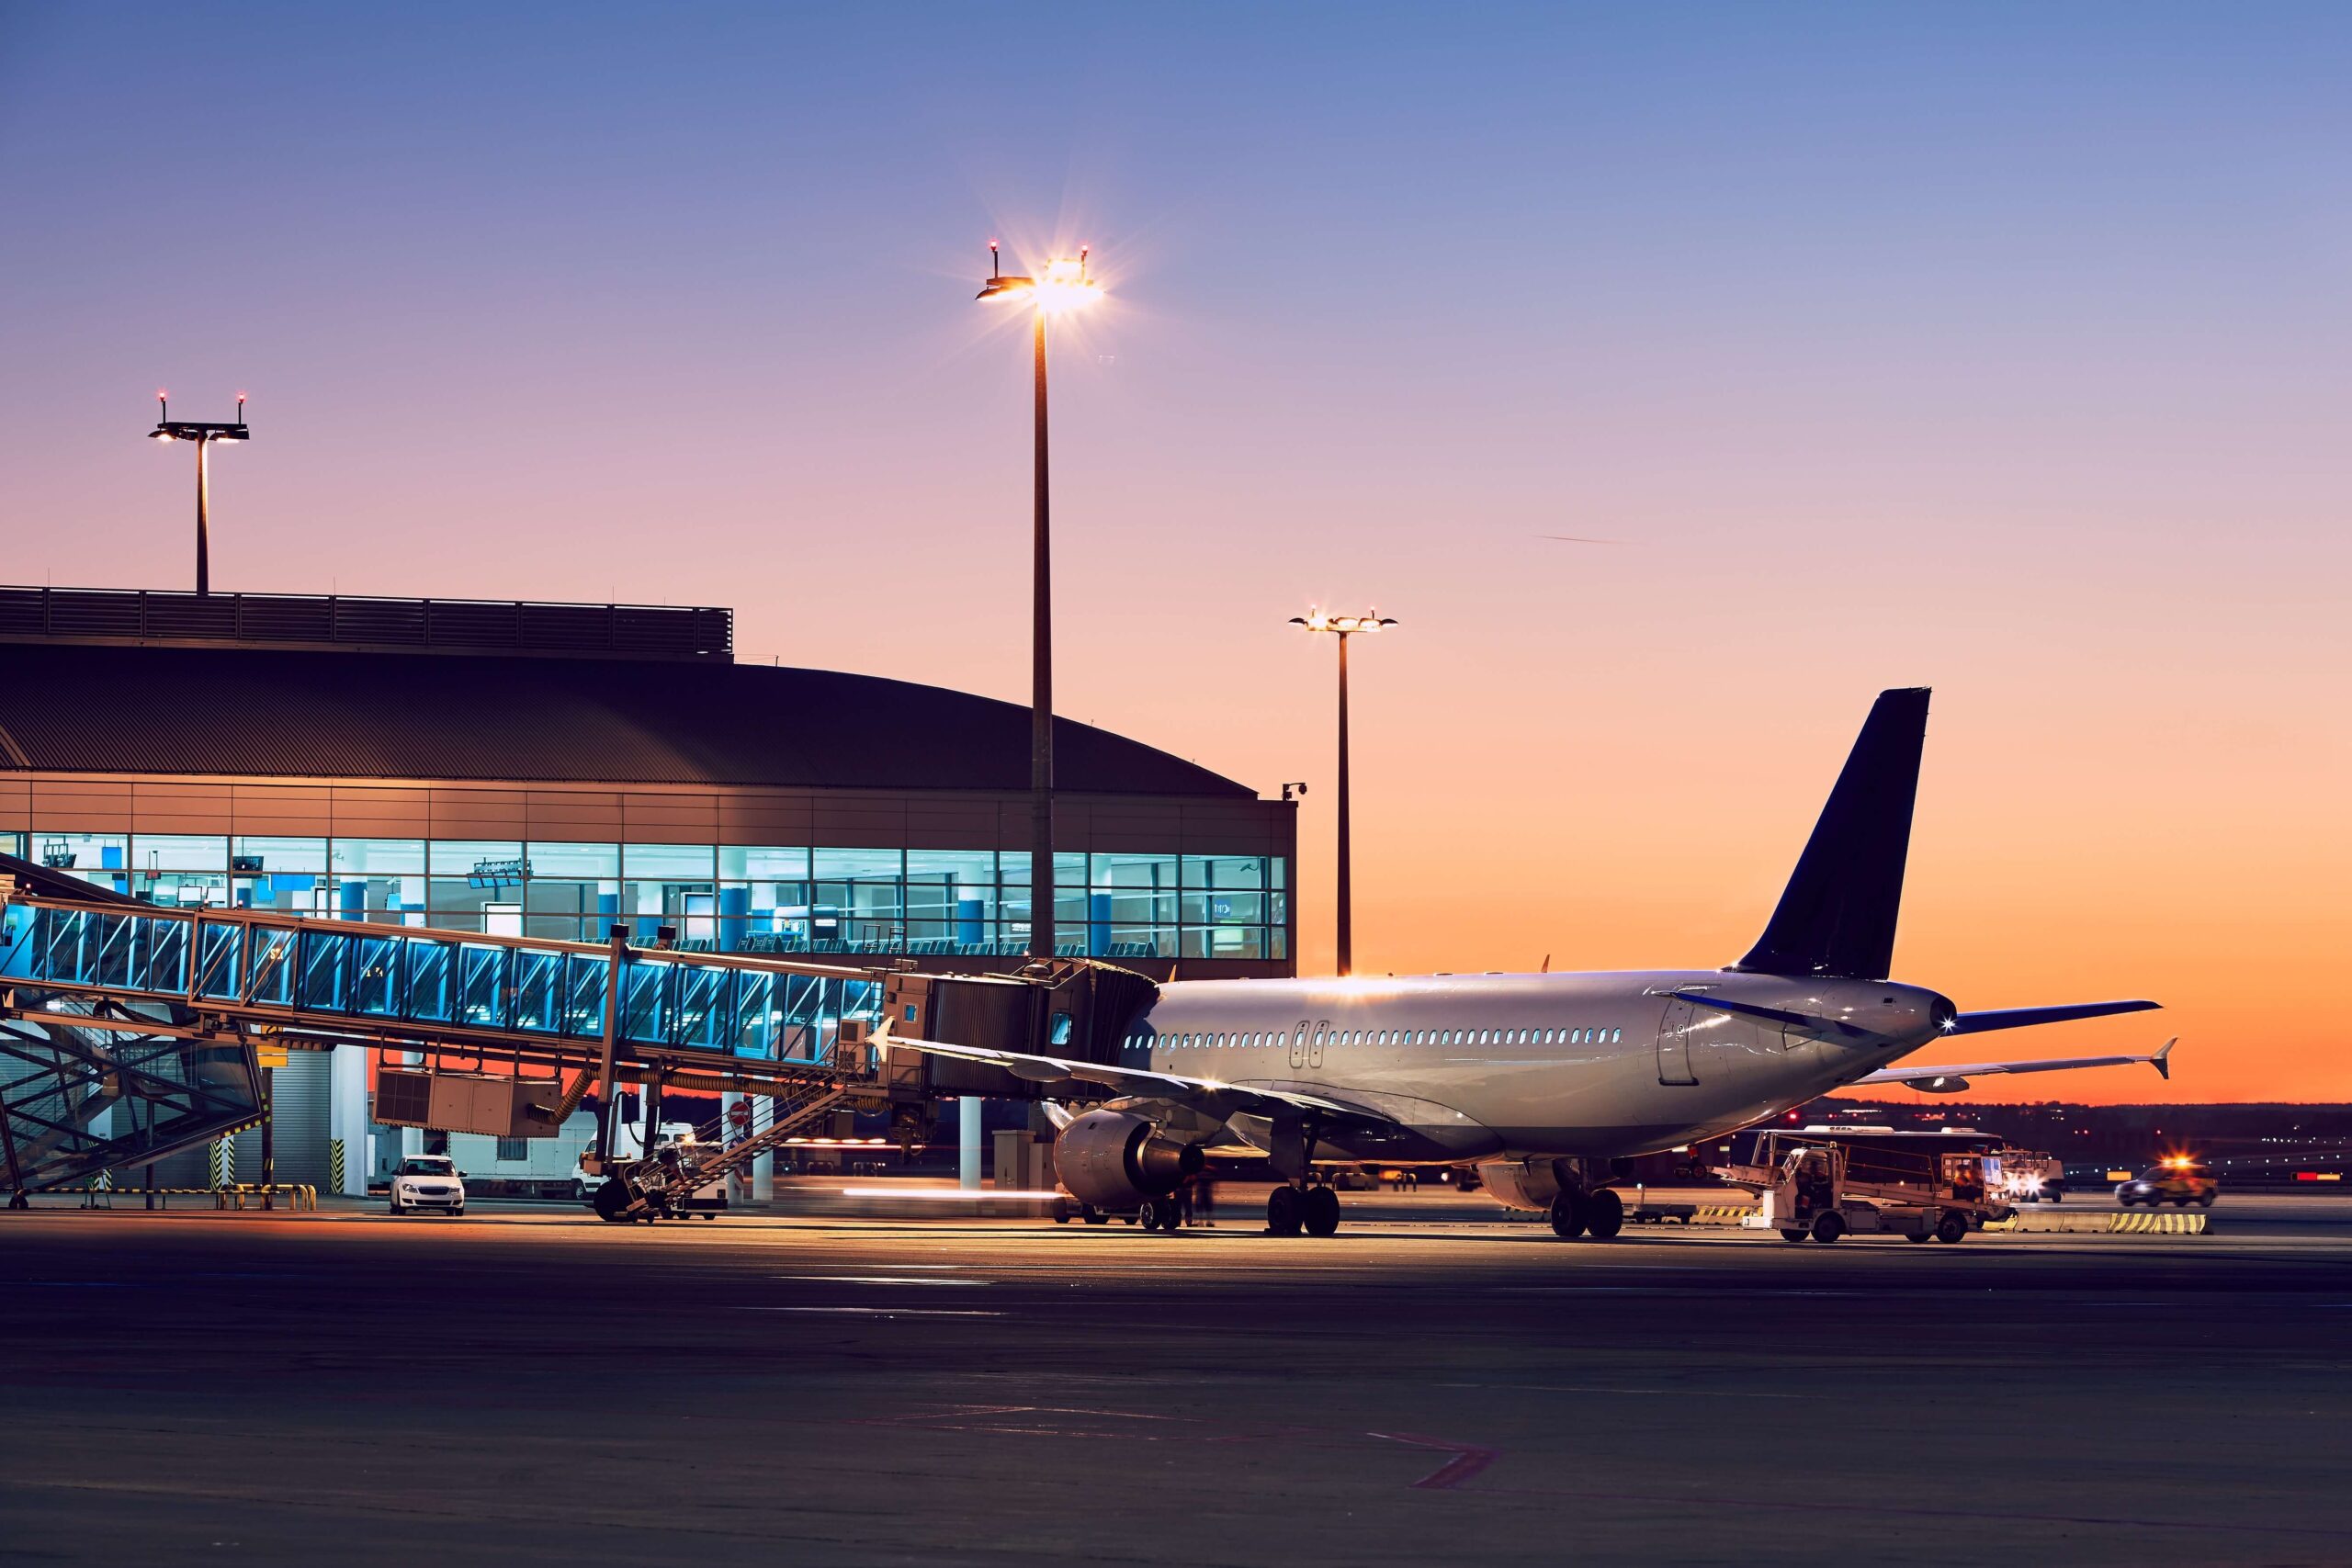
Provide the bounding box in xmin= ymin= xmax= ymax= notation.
xmin=1734 ymin=687 xmax=1930 ymax=980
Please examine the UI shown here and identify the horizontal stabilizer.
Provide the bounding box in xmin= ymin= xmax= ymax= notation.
xmin=1948 ymin=999 xmax=2161 ymax=1035
xmin=1858 ymin=1036 xmax=2178 ymax=1090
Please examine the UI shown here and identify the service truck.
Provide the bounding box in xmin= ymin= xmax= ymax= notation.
xmin=1715 ymin=1129 xmax=2003 ymax=1245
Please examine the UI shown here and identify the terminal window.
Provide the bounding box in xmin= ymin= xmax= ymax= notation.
xmin=28 ymin=832 xmax=1290 ymax=964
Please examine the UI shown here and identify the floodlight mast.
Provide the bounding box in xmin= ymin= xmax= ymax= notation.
xmin=975 ymin=243 xmax=1102 ymax=961
xmin=1288 ymin=610 xmax=1398 ymax=976
xmin=148 ymin=392 xmax=251 ymax=595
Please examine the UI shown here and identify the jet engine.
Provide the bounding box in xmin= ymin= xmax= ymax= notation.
xmin=1478 ymin=1158 xmax=1567 ymax=1213
xmin=1055 ymin=1110 xmax=1204 ymax=1210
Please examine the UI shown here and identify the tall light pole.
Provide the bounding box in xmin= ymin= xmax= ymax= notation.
xmin=978 ymin=243 xmax=1101 ymax=961
xmin=148 ymin=392 xmax=250 ymax=596
xmin=1288 ymin=610 xmax=1396 ymax=976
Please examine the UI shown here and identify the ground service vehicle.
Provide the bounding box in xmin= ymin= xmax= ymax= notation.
xmin=390 ymin=1155 xmax=466 ymax=1216
xmin=2117 ymin=1158 xmax=2217 ymax=1207
xmin=1989 ymin=1147 xmax=2066 ymax=1203
xmin=580 ymin=1121 xmax=729 ymax=1221
xmin=1717 ymin=1132 xmax=1982 ymax=1244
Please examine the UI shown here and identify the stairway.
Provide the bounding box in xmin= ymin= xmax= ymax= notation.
xmin=614 ymin=1077 xmax=851 ymax=1215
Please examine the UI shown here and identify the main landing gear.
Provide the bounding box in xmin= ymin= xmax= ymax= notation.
xmin=1265 ymin=1182 xmax=1342 ymax=1237
xmin=1546 ymin=1185 xmax=1625 ymax=1241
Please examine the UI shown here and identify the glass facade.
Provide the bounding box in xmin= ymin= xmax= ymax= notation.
xmin=17 ymin=832 xmax=1288 ymax=962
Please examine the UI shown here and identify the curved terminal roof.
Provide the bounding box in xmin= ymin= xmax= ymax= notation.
xmin=0 ymin=643 xmax=1254 ymax=797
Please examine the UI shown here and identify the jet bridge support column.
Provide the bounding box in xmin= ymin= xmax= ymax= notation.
xmin=330 ymin=1045 xmax=368 ymax=1198
xmin=959 ymin=1096 xmax=982 ymax=1190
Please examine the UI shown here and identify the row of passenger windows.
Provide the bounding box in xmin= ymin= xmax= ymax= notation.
xmin=1128 ymin=1026 xmax=1626 ymax=1049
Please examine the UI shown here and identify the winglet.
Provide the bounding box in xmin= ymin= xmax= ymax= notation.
xmin=2153 ymin=1037 xmax=2176 ymax=1080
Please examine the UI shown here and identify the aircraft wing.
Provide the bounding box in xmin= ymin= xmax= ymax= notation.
xmin=876 ymin=1025 xmax=1396 ymax=1124
xmin=1856 ymin=1038 xmax=2175 ymax=1093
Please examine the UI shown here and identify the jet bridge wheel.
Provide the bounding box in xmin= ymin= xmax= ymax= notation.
xmin=1302 ymin=1185 xmax=1341 ymax=1237
xmin=1265 ymin=1184 xmax=1304 ymax=1236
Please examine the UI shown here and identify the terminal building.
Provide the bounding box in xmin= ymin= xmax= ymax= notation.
xmin=0 ymin=584 xmax=1297 ymax=1194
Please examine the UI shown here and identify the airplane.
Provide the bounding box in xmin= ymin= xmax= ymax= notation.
xmin=894 ymin=687 xmax=2170 ymax=1240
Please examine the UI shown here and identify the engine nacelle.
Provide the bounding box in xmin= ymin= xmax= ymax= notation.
xmin=1479 ymin=1158 xmax=1568 ymax=1213
xmin=1055 ymin=1110 xmax=1204 ymax=1210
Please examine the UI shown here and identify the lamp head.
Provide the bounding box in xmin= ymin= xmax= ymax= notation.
xmin=977 ymin=244 xmax=1101 ymax=313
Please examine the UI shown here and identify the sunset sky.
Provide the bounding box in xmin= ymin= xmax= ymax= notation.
xmin=4 ymin=6 xmax=2346 ymax=1100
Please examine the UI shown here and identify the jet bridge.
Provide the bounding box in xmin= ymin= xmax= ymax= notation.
xmin=0 ymin=856 xmax=1155 ymax=1200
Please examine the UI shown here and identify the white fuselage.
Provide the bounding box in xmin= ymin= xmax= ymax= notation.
xmin=1124 ymin=970 xmax=1951 ymax=1163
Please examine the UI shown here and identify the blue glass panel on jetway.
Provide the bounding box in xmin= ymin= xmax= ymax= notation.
xmin=674 ymin=961 xmax=729 ymax=1049
xmin=458 ymin=943 xmax=509 ymax=1028
xmin=245 ymin=929 xmax=297 ymax=1005
xmin=144 ymin=918 xmax=188 ymax=993
xmin=564 ymin=953 xmax=607 ymax=1037
xmin=621 ymin=957 xmax=672 ymax=1043
xmin=514 ymin=948 xmax=562 ymax=1032
xmin=407 ymin=940 xmax=454 ymax=1022
xmin=92 ymin=913 xmax=134 ymax=988
xmin=355 ymin=934 xmax=401 ymax=1016
xmin=732 ymin=967 xmax=775 ymax=1056
xmin=299 ymin=927 xmax=350 ymax=1011
xmin=195 ymin=921 xmax=243 ymax=998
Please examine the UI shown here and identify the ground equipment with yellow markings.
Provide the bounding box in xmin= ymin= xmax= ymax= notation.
xmin=1715 ymin=1130 xmax=1994 ymax=1245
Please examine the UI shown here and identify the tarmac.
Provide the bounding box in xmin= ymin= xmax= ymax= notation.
xmin=5 ymin=1185 xmax=2351 ymax=1567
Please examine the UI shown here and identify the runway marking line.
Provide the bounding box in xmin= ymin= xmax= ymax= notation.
xmin=1370 ymin=1430 xmax=1501 ymax=1490
xmin=728 ymin=1305 xmax=1003 ymax=1318
xmin=770 ymin=1274 xmax=992 ymax=1286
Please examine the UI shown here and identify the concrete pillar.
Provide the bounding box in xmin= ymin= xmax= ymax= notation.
xmin=752 ymin=1093 xmax=775 ymax=1202
xmin=959 ymin=1096 xmax=982 ymax=1190
xmin=330 ymin=1043 xmax=369 ymax=1197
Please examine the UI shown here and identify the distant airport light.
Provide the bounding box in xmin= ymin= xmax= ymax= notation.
xmin=1288 ymin=608 xmax=1398 ymax=976
xmin=147 ymin=391 xmax=252 ymax=596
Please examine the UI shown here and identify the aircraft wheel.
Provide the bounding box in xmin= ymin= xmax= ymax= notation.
xmin=1136 ymin=1196 xmax=1174 ymax=1232
xmin=1810 ymin=1213 xmax=1845 ymax=1244
xmin=1547 ymin=1190 xmax=1587 ymax=1239
xmin=1582 ymin=1187 xmax=1624 ymax=1240
xmin=1780 ymin=1229 xmax=1808 ymax=1243
xmin=1266 ymin=1185 xmax=1304 ymax=1236
xmin=1302 ymin=1185 xmax=1340 ymax=1237
xmin=1935 ymin=1211 xmax=1969 ymax=1244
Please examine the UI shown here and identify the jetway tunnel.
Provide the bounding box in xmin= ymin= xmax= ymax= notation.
xmin=0 ymin=850 xmax=1159 ymax=1196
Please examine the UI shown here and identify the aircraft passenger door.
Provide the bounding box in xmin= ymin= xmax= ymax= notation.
xmin=1290 ymin=1020 xmax=1311 ymax=1070
xmin=1656 ymin=997 xmax=1701 ymax=1086
xmin=1309 ymin=1019 xmax=1330 ymax=1071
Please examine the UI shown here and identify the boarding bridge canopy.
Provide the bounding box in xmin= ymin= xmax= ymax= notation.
xmin=3 ymin=895 xmax=888 ymax=1068
xmin=0 ymin=860 xmax=1156 ymax=1193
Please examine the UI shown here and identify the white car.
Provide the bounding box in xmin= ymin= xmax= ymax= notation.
xmin=390 ymin=1155 xmax=467 ymax=1216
